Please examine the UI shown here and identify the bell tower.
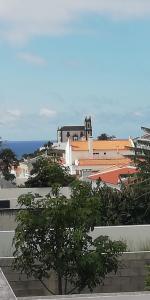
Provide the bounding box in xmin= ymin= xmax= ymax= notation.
xmin=57 ymin=127 xmax=62 ymax=142
xmin=84 ymin=116 xmax=92 ymax=140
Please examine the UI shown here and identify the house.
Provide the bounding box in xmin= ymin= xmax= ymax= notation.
xmin=65 ymin=138 xmax=134 ymax=176
xmin=11 ymin=161 xmax=32 ymax=186
xmin=57 ymin=116 xmax=92 ymax=142
xmin=76 ymin=158 xmax=131 ymax=179
xmin=88 ymin=166 xmax=138 ymax=189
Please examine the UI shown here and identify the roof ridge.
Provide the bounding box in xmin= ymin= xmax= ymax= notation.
xmin=88 ymin=165 xmax=136 ymax=177
xmin=79 ymin=158 xmax=130 ymax=161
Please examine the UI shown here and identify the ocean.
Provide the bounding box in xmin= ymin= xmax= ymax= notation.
xmin=2 ymin=140 xmax=48 ymax=159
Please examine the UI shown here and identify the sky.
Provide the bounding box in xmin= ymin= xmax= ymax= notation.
xmin=0 ymin=0 xmax=150 ymax=141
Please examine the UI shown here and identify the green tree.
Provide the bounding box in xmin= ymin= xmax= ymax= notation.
xmin=93 ymin=180 xmax=150 ymax=226
xmin=75 ymin=180 xmax=150 ymax=226
xmin=22 ymin=141 xmax=62 ymax=163
xmin=103 ymin=127 xmax=150 ymax=225
xmin=43 ymin=140 xmax=53 ymax=148
xmin=130 ymin=127 xmax=150 ymax=178
xmin=13 ymin=183 xmax=126 ymax=295
xmin=0 ymin=148 xmax=18 ymax=181
xmin=97 ymin=133 xmax=116 ymax=140
xmin=25 ymin=158 xmax=75 ymax=187
xmin=125 ymin=127 xmax=150 ymax=210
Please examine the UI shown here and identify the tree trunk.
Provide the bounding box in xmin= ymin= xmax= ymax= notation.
xmin=58 ymin=274 xmax=63 ymax=295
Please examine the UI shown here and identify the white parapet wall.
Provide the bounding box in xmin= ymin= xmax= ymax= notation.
xmin=0 ymin=231 xmax=15 ymax=257
xmin=1 ymin=225 xmax=150 ymax=257
xmin=0 ymin=187 xmax=71 ymax=209
xmin=90 ymin=225 xmax=150 ymax=252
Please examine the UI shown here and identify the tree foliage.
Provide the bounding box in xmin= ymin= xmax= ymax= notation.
xmin=13 ymin=182 xmax=126 ymax=295
xmin=0 ymin=148 xmax=18 ymax=181
xmin=43 ymin=140 xmax=53 ymax=148
xmin=25 ymin=158 xmax=75 ymax=187
xmin=22 ymin=141 xmax=61 ymax=162
xmin=70 ymin=179 xmax=150 ymax=227
xmin=97 ymin=133 xmax=116 ymax=140
xmin=125 ymin=127 xmax=150 ymax=206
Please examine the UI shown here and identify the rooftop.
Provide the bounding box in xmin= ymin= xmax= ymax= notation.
xmin=78 ymin=158 xmax=131 ymax=167
xmin=88 ymin=166 xmax=137 ymax=185
xmin=71 ymin=139 xmax=132 ymax=151
xmin=59 ymin=126 xmax=85 ymax=131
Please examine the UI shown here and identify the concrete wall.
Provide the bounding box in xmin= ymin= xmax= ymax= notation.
xmin=72 ymin=151 xmax=90 ymax=162
xmin=90 ymin=225 xmax=150 ymax=252
xmin=72 ymin=150 xmax=131 ymax=163
xmin=0 ymin=231 xmax=15 ymax=257
xmin=93 ymin=150 xmax=130 ymax=159
xmin=0 ymin=258 xmax=45 ymax=297
xmin=93 ymin=252 xmax=150 ymax=294
xmin=1 ymin=225 xmax=150 ymax=257
xmin=1 ymin=252 xmax=150 ymax=297
xmin=0 ymin=268 xmax=17 ymax=300
xmin=0 ymin=210 xmax=17 ymax=230
xmin=0 ymin=187 xmax=71 ymax=209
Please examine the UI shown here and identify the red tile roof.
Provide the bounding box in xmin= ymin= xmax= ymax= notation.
xmin=78 ymin=158 xmax=131 ymax=166
xmin=71 ymin=139 xmax=132 ymax=151
xmin=88 ymin=166 xmax=138 ymax=185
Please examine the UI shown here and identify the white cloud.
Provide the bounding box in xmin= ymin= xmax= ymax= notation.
xmin=0 ymin=0 xmax=150 ymax=44
xmin=39 ymin=108 xmax=57 ymax=118
xmin=0 ymin=109 xmax=22 ymax=126
xmin=18 ymin=52 xmax=47 ymax=66
xmin=133 ymin=111 xmax=143 ymax=117
xmin=7 ymin=109 xmax=22 ymax=117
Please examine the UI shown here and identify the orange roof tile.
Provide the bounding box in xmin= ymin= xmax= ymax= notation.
xmin=71 ymin=139 xmax=132 ymax=151
xmin=78 ymin=158 xmax=131 ymax=166
xmin=88 ymin=166 xmax=137 ymax=185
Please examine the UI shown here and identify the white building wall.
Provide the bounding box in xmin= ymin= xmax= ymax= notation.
xmin=90 ymin=225 xmax=150 ymax=252
xmin=72 ymin=150 xmax=131 ymax=163
xmin=1 ymin=225 xmax=150 ymax=257
xmin=62 ymin=130 xmax=85 ymax=142
xmin=0 ymin=187 xmax=71 ymax=209
xmin=76 ymin=165 xmax=117 ymax=173
xmin=72 ymin=151 xmax=89 ymax=162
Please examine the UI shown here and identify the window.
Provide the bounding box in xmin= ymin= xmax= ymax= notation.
xmin=93 ymin=152 xmax=99 ymax=158
xmin=0 ymin=200 xmax=10 ymax=209
xmin=66 ymin=132 xmax=70 ymax=137
xmin=104 ymin=152 xmax=106 ymax=155
xmin=73 ymin=134 xmax=78 ymax=141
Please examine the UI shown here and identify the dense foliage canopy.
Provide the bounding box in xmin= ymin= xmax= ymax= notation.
xmin=97 ymin=133 xmax=116 ymax=140
xmin=125 ymin=127 xmax=150 ymax=209
xmin=0 ymin=148 xmax=18 ymax=181
xmin=25 ymin=158 xmax=75 ymax=187
xmin=13 ymin=182 xmax=126 ymax=295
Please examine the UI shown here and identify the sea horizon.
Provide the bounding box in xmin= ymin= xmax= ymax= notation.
xmin=1 ymin=140 xmax=56 ymax=159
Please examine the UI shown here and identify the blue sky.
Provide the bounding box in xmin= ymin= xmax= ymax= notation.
xmin=0 ymin=0 xmax=150 ymax=140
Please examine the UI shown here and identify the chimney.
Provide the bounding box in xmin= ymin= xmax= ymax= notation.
xmin=88 ymin=136 xmax=93 ymax=158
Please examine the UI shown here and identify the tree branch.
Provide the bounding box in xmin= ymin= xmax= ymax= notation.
xmin=67 ymin=284 xmax=80 ymax=295
xmin=64 ymin=276 xmax=68 ymax=294
xmin=39 ymin=278 xmax=55 ymax=295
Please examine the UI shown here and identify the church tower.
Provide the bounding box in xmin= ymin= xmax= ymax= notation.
xmin=57 ymin=127 xmax=62 ymax=142
xmin=84 ymin=116 xmax=92 ymax=140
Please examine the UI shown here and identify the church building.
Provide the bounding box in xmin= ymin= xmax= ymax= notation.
xmin=57 ymin=117 xmax=92 ymax=143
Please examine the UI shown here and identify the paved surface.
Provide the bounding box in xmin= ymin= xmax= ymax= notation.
xmin=0 ymin=268 xmax=16 ymax=299
xmin=18 ymin=292 xmax=150 ymax=300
